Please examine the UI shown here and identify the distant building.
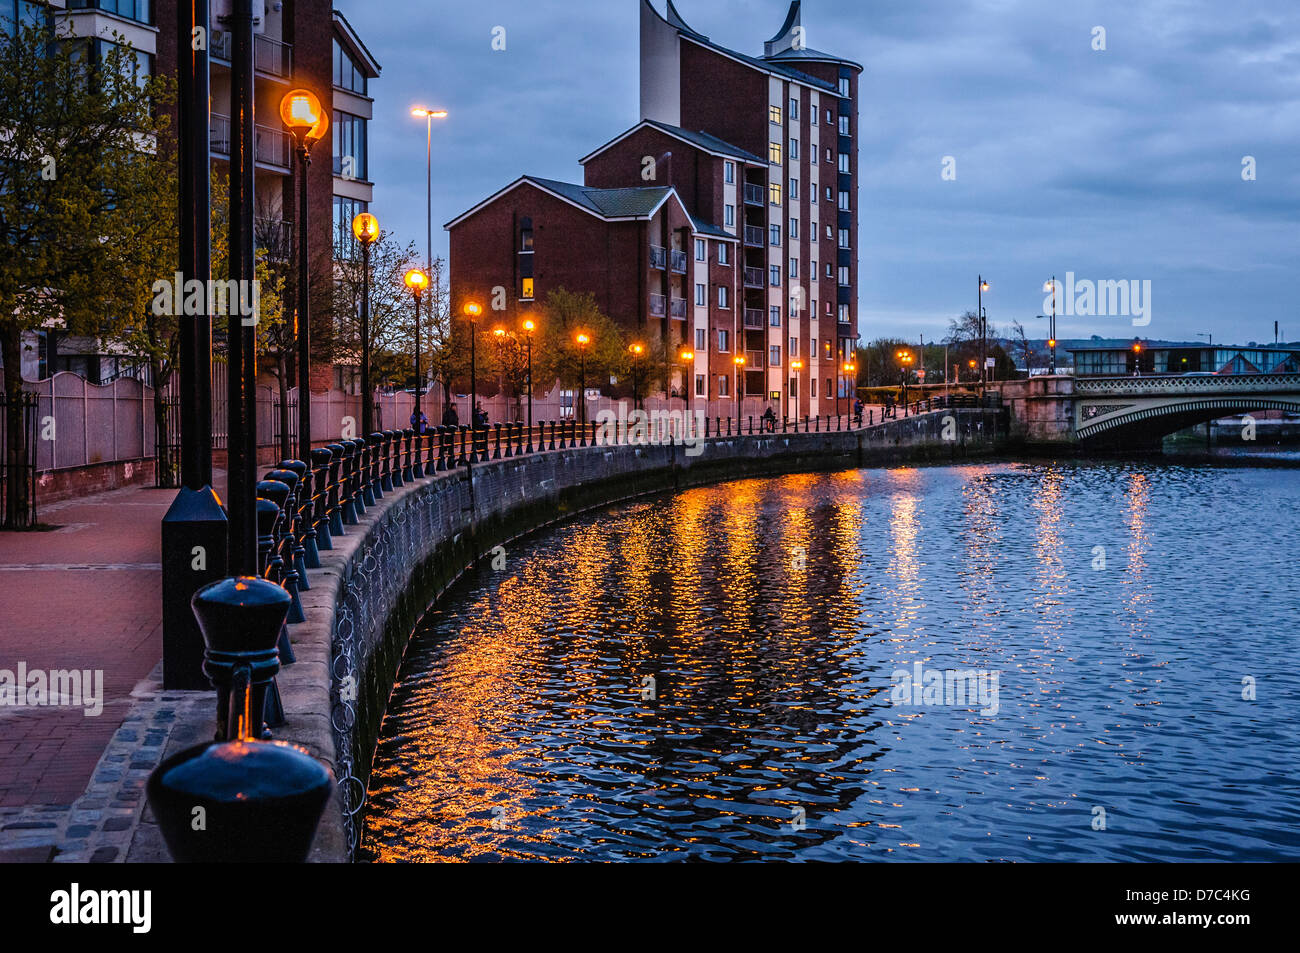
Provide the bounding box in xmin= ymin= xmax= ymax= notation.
xmin=447 ymin=0 xmax=861 ymax=416
xmin=1069 ymin=342 xmax=1300 ymax=377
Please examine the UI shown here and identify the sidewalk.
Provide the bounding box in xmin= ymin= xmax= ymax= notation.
xmin=0 ymin=483 xmax=175 ymax=821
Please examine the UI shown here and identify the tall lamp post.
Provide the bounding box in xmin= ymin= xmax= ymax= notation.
xmin=978 ymin=276 xmax=989 ymax=402
xmin=897 ymin=349 xmax=913 ymax=416
xmin=409 ymin=106 xmax=448 ymax=281
xmin=678 ymin=348 xmax=694 ymax=415
xmin=1044 ymin=276 xmax=1058 ymax=373
xmin=280 ymin=88 xmax=328 ymax=461
xmin=841 ymin=361 xmax=857 ymax=419
xmin=522 ymin=317 xmax=535 ymax=450
xmin=351 ymin=212 xmax=380 ymax=436
xmin=733 ymin=355 xmax=746 ymax=432
xmin=403 ymin=267 xmax=428 ymax=429
xmin=575 ymin=332 xmax=590 ymax=429
xmin=789 ymin=358 xmax=803 ymax=423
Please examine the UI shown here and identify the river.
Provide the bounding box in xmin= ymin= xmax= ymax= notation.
xmin=359 ymin=460 xmax=1300 ymax=862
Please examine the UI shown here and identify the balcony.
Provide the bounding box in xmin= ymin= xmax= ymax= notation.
xmin=210 ymin=113 xmax=291 ymax=169
xmin=670 ymin=297 xmax=687 ymax=319
xmin=743 ymin=267 xmax=764 ymax=289
xmin=211 ymin=31 xmax=294 ymax=79
xmin=743 ymin=309 xmax=764 ymax=329
xmin=670 ymin=249 xmax=688 ymax=273
xmin=649 ymin=293 xmax=666 ymax=317
xmin=743 ymin=182 xmax=764 ymax=206
xmin=745 ymin=350 xmax=765 ymax=367
xmin=649 ymin=244 xmax=667 ymax=270
xmin=743 ymin=225 xmax=764 ymax=247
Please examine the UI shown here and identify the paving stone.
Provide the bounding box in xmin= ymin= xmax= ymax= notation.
xmin=102 ymin=817 xmax=132 ymax=833
xmin=2 ymin=821 xmax=57 ymax=831
xmin=89 ymin=846 xmax=118 ymax=863
xmin=65 ymin=825 xmax=95 ymax=838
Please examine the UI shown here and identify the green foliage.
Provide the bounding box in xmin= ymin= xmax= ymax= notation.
xmin=534 ymin=288 xmax=628 ymax=391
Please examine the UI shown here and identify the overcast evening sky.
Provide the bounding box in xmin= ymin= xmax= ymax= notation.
xmin=334 ymin=0 xmax=1300 ymax=347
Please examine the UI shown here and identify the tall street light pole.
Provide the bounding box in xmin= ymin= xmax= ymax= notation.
xmin=280 ymin=89 xmax=328 ymax=462
xmin=404 ymin=267 xmax=428 ymax=424
xmin=789 ymin=359 xmax=803 ymax=423
xmin=465 ymin=302 xmax=482 ymax=459
xmin=630 ymin=342 xmax=644 ymax=410
xmin=410 ymin=107 xmax=448 ymax=280
xmin=352 ymin=212 xmax=380 ymax=436
xmin=733 ymin=355 xmax=745 ymax=432
xmin=679 ymin=348 xmax=694 ymax=415
xmin=978 ymin=276 xmax=989 ymax=403
xmin=576 ymin=332 xmax=590 ymax=431
xmin=522 ymin=317 xmax=535 ymax=451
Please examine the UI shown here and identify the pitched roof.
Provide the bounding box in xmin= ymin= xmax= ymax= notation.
xmin=690 ymin=217 xmax=736 ymax=241
xmin=444 ymin=175 xmax=689 ymax=229
xmin=579 ymin=119 xmax=766 ymax=166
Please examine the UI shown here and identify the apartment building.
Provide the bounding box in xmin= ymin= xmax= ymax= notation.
xmin=10 ymin=1 xmax=380 ymax=386
xmin=446 ymin=0 xmax=860 ymax=417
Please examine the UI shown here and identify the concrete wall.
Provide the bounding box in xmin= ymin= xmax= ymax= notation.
xmin=997 ymin=375 xmax=1076 ymax=448
xmin=272 ymin=408 xmax=1002 ymax=861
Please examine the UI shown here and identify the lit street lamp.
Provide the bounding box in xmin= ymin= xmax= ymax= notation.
xmin=841 ymin=361 xmax=857 ymax=419
xmin=733 ymin=354 xmax=746 ymax=432
xmin=403 ymin=268 xmax=429 ymax=473
xmin=464 ymin=301 xmax=483 ymax=459
xmin=280 ymin=88 xmax=328 ymax=461
xmin=789 ymin=358 xmax=803 ymax=424
xmin=352 ymin=212 xmax=380 ymax=436
xmin=978 ymin=276 xmax=990 ymax=402
xmin=897 ymin=349 xmax=914 ymax=416
xmin=678 ymin=348 xmax=694 ymax=415
xmin=629 ymin=342 xmax=644 ymax=410
xmin=409 ymin=106 xmax=448 ymax=282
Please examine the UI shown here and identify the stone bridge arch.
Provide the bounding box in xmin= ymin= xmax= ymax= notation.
xmin=1076 ymin=396 xmax=1300 ymax=447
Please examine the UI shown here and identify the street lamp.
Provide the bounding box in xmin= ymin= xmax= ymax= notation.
xmin=279 ymin=88 xmax=328 ymax=461
xmin=1043 ymin=277 xmax=1059 ymax=373
xmin=897 ymin=349 xmax=913 ymax=416
xmin=789 ymin=358 xmax=804 ymax=424
xmin=464 ymin=301 xmax=482 ymax=459
xmin=629 ymin=342 xmax=645 ymax=410
xmin=409 ymin=106 xmax=448 ymax=282
xmin=1132 ymin=338 xmax=1143 ymax=378
xmin=522 ymin=317 xmax=535 ymax=450
xmin=978 ymin=276 xmax=990 ymax=401
xmin=841 ymin=361 xmax=857 ymax=419
xmin=351 ymin=212 xmax=380 ymax=436
xmin=733 ymin=354 xmax=746 ymax=432
xmin=575 ymin=331 xmax=590 ymax=436
xmin=403 ymin=269 xmax=428 ymax=460
xmin=678 ymin=348 xmax=694 ymax=416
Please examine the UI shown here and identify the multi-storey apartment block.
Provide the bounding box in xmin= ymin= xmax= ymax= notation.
xmin=10 ymin=2 xmax=379 ymax=385
xmin=447 ymin=0 xmax=860 ymax=417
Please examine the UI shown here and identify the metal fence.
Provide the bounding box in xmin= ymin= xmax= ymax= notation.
xmin=26 ymin=372 xmax=156 ymax=472
xmin=0 ymin=390 xmax=38 ymax=528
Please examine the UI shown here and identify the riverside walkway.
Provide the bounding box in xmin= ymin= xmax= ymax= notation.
xmin=0 ymin=401 xmax=973 ymax=862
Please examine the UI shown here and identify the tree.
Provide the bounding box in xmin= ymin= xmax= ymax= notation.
xmin=486 ymin=327 xmax=530 ymax=420
xmin=1010 ymin=319 xmax=1033 ymax=379
xmin=534 ymin=288 xmax=628 ymax=405
xmin=0 ymin=20 xmax=175 ymax=526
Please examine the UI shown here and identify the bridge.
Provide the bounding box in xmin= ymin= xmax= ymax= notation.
xmin=998 ymin=373 xmax=1300 ymax=449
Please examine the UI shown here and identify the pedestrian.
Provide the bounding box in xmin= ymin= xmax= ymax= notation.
xmin=442 ymin=402 xmax=459 ymax=427
xmin=410 ymin=409 xmax=428 ymax=434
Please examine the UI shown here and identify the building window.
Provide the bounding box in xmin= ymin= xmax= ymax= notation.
xmin=824 ymin=186 xmax=833 ymax=201
xmin=838 ymin=76 xmax=850 ymax=96
xmin=717 ymin=243 xmax=729 ymax=265
xmin=825 ymin=264 xmax=833 ymax=278
xmin=695 ymin=283 xmax=707 ymax=306
xmin=718 ymin=375 xmax=730 ymax=397
xmin=718 ymin=286 xmax=729 ymax=309
xmin=333 ymin=111 xmax=368 ymax=180
xmin=825 ymin=109 xmax=833 ymax=124
xmin=695 ymin=374 xmax=706 ymax=396
xmin=825 ymin=224 xmax=833 ymax=238
xmin=824 ymin=340 xmax=833 ymax=359
xmin=825 ymin=300 xmax=833 ymax=315
xmin=810 ymin=299 xmax=817 ymax=316
xmin=811 ymin=337 xmax=817 ymax=355
xmin=521 ymin=277 xmax=534 ymax=300
xmin=520 ymin=218 xmax=534 ymax=250
xmin=66 ymin=0 xmax=151 ymax=24
xmin=765 ymin=306 xmax=779 ymax=327
xmin=810 ymin=259 xmax=817 ymax=274
xmin=811 ymin=377 xmax=817 ymax=398
xmin=769 ymin=265 xmax=781 ymax=286
xmin=838 ymin=152 xmax=850 ymax=173
xmin=789 ymin=336 xmax=798 ymax=356
xmin=724 ymin=161 xmax=735 ymax=184
xmin=717 ymin=329 xmax=730 ymax=353
xmin=770 ymin=104 xmax=782 ymax=124
xmin=789 ymin=218 xmax=799 ymax=240
xmin=789 ymin=258 xmax=798 ymax=278
xmin=332 ymin=196 xmax=367 ymax=256
xmin=695 ymin=328 xmax=706 ymax=350
xmin=770 ymin=345 xmax=782 ymax=367
xmin=838 ymin=228 xmax=850 ymax=248
xmin=724 ymin=204 xmax=735 ymax=226
xmin=770 ymin=224 xmax=781 ymax=246
xmin=790 ymin=138 xmax=799 ymax=160
xmin=789 ymin=96 xmax=799 ymax=119
xmin=333 ymin=39 xmax=368 ymax=95
xmin=838 ymin=191 xmax=850 ymax=211
xmin=770 ymin=182 xmax=782 ymax=206
xmin=826 ymin=378 xmax=833 ymax=397
xmin=838 ymin=303 xmax=850 ymax=323
xmin=790 ymin=179 xmax=799 ymax=200
xmin=769 ymin=141 xmax=782 ymax=164
xmin=695 ymin=238 xmax=707 ymax=261
xmin=838 ymin=266 xmax=850 ymax=285
xmin=839 ymin=115 xmax=850 ymax=135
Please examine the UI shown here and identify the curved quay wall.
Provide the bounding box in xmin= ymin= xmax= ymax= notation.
xmin=279 ymin=409 xmax=1002 ymax=861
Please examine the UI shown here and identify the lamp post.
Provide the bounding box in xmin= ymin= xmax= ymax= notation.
xmin=968 ymin=358 xmax=977 ymax=383
xmin=629 ymin=342 xmax=644 ymax=410
xmin=896 ymin=349 xmax=913 ymax=416
xmin=978 ymin=276 xmax=989 ymax=402
xmin=409 ymin=106 xmax=448 ymax=281
xmin=789 ymin=358 xmax=803 ymax=424
xmin=1041 ymin=276 xmax=1058 ymax=373
xmin=280 ymin=88 xmax=328 ymax=462
xmin=522 ymin=317 xmax=535 ymax=450
xmin=1132 ymin=339 xmax=1143 ymax=378
xmin=464 ymin=301 xmax=482 ymax=458
xmin=678 ymin=348 xmax=694 ymax=415
xmin=575 ymin=332 xmax=590 ymax=429
xmin=841 ymin=361 xmax=857 ymax=419
xmin=733 ymin=354 xmax=745 ymax=432
xmin=403 ymin=267 xmax=428 ymax=426
xmin=351 ymin=212 xmax=379 ymax=436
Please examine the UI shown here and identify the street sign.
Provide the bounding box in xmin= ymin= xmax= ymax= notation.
xmin=916 ymin=369 xmax=926 ymax=381
xmin=985 ymin=357 xmax=996 ymax=368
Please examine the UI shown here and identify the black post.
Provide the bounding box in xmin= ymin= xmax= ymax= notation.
xmin=295 ymin=137 xmax=312 ymax=462
xmin=360 ymin=238 xmax=373 ymax=437
xmin=469 ymin=315 xmax=478 ymax=462
xmin=227 ymin=0 xmax=257 ymax=576
xmin=162 ymin=0 xmax=226 ymax=690
xmin=525 ymin=333 xmax=534 ymax=452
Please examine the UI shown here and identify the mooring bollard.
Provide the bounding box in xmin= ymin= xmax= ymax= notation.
xmin=384 ymin=431 xmax=400 ymax=489
xmin=324 ymin=444 xmax=346 ymax=537
xmin=146 ymin=574 xmax=332 ymax=863
xmin=262 ymin=473 xmax=305 ymax=605
xmin=366 ymin=433 xmax=384 ymax=500
xmin=269 ymin=465 xmax=308 ymax=589
xmin=309 ymin=448 xmax=334 ymax=551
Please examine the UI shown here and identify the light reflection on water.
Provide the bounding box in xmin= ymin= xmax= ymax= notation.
xmin=360 ymin=462 xmax=1300 ymax=862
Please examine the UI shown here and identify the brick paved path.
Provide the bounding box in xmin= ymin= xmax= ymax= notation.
xmin=0 ymin=483 xmax=176 ymax=817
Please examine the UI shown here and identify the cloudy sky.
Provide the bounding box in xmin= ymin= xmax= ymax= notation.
xmin=335 ymin=0 xmax=1300 ymax=346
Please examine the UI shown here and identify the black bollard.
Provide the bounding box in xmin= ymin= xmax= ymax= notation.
xmin=325 ymin=444 xmax=346 ymax=537
xmin=493 ymin=422 xmax=503 ymax=459
xmin=367 ymin=433 xmax=384 ymax=500
xmin=269 ymin=465 xmax=308 ymax=591
xmin=309 ymin=448 xmax=333 ymax=550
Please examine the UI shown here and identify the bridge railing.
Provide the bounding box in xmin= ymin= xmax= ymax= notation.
xmin=1075 ymin=373 xmax=1300 ymax=396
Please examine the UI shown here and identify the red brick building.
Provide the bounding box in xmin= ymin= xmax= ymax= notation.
xmin=448 ymin=0 xmax=861 ymax=417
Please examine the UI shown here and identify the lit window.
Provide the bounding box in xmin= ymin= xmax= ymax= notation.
xmin=521 ymin=277 xmax=534 ymax=300
xmin=770 ymin=182 xmax=782 ymax=205
xmin=769 ymin=141 xmax=782 ymax=164
xmin=770 ymin=104 xmax=783 ymax=124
